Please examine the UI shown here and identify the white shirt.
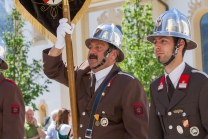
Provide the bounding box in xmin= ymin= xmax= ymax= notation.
xmin=91 ymin=65 xmax=113 ymax=91
xmin=165 ymin=61 xmax=185 ymax=88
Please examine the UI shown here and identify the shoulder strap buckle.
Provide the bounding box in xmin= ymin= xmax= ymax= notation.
xmin=85 ymin=129 xmax=92 ymax=139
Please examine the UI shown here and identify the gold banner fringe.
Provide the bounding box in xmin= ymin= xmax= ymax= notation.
xmin=14 ymin=0 xmax=92 ymax=44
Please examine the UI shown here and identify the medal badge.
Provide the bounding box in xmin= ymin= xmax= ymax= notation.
xmin=94 ymin=114 xmax=100 ymax=126
xmin=176 ymin=125 xmax=183 ymax=134
xmin=190 ymin=126 xmax=199 ymax=136
xmin=100 ymin=111 xmax=108 ymax=127
xmin=95 ymin=120 xmax=100 ymax=126
xmin=182 ymin=120 xmax=189 ymax=128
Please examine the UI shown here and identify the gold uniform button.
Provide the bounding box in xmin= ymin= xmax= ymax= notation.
xmin=80 ymin=124 xmax=83 ymax=128
xmin=82 ymin=112 xmax=86 ymax=116
xmin=168 ymin=112 xmax=172 ymax=116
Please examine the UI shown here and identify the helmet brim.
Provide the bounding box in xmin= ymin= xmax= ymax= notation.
xmin=0 ymin=60 xmax=8 ymax=70
xmin=85 ymin=38 xmax=124 ymax=62
xmin=146 ymin=34 xmax=197 ymax=50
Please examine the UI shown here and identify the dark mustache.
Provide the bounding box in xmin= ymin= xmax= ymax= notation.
xmin=89 ymin=54 xmax=98 ymax=59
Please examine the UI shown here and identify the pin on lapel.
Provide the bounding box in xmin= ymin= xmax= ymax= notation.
xmin=107 ymin=78 xmax=115 ymax=87
xmin=179 ymin=74 xmax=190 ymax=89
xmin=158 ymin=76 xmax=165 ymax=91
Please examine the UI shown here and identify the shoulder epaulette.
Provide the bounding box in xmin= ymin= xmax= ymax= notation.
xmin=191 ymin=70 xmax=208 ymax=78
xmin=118 ymin=71 xmax=134 ymax=79
xmin=5 ymin=78 xmax=17 ymax=86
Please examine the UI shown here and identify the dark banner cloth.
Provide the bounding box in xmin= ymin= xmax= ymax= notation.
xmin=15 ymin=0 xmax=91 ymax=43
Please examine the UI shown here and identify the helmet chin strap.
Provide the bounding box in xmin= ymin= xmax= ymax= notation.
xmin=92 ymin=46 xmax=113 ymax=69
xmin=163 ymin=38 xmax=181 ymax=66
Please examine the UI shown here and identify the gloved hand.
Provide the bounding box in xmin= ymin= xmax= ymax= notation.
xmin=55 ymin=18 xmax=75 ymax=49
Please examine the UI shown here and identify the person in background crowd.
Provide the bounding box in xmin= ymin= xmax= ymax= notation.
xmin=56 ymin=108 xmax=71 ymax=139
xmin=46 ymin=109 xmax=59 ymax=139
xmin=0 ymin=37 xmax=25 ymax=138
xmin=24 ymin=106 xmax=46 ymax=139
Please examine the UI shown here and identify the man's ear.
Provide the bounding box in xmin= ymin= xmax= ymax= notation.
xmin=179 ymin=39 xmax=185 ymax=50
xmin=111 ymin=49 xmax=118 ymax=61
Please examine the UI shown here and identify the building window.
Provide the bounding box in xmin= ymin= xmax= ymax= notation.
xmin=201 ymin=13 xmax=208 ymax=74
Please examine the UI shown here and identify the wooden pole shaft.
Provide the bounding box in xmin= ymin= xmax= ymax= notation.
xmin=62 ymin=0 xmax=78 ymax=138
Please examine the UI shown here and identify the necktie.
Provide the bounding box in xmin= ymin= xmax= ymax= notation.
xmin=90 ymin=74 xmax=96 ymax=96
xmin=166 ymin=75 xmax=174 ymax=100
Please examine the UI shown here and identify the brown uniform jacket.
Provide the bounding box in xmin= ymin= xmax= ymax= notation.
xmin=0 ymin=73 xmax=25 ymax=139
xmin=43 ymin=48 xmax=149 ymax=139
xmin=149 ymin=63 xmax=208 ymax=139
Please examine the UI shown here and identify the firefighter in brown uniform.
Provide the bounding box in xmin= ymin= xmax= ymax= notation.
xmin=0 ymin=37 xmax=25 ymax=138
xmin=147 ymin=8 xmax=208 ymax=139
xmin=42 ymin=18 xmax=149 ymax=139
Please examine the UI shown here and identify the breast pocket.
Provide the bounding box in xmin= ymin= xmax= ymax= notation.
xmin=173 ymin=103 xmax=196 ymax=137
xmin=174 ymin=103 xmax=196 ymax=120
xmin=97 ymin=104 xmax=115 ymax=126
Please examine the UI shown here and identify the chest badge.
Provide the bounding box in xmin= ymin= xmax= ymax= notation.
xmin=182 ymin=120 xmax=189 ymax=128
xmin=100 ymin=117 xmax=108 ymax=127
xmin=173 ymin=109 xmax=183 ymax=114
xmin=100 ymin=111 xmax=108 ymax=127
xmin=177 ymin=125 xmax=183 ymax=134
xmin=190 ymin=126 xmax=199 ymax=136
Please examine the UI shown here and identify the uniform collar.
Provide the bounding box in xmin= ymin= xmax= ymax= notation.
xmin=91 ymin=65 xmax=113 ymax=82
xmin=165 ymin=61 xmax=185 ymax=86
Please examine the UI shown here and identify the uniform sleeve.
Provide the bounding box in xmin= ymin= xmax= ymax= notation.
xmin=121 ymin=79 xmax=149 ymax=139
xmin=42 ymin=48 xmax=69 ymax=86
xmin=3 ymin=85 xmax=25 ymax=139
xmin=148 ymin=84 xmax=164 ymax=139
xmin=199 ymin=79 xmax=208 ymax=139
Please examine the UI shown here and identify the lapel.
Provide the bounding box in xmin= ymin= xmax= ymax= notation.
xmin=80 ymin=61 xmax=91 ymax=97
xmin=168 ymin=63 xmax=193 ymax=111
xmin=82 ymin=75 xmax=91 ymax=96
xmin=156 ymin=76 xmax=170 ymax=109
xmin=0 ymin=73 xmax=5 ymax=84
xmin=85 ymin=64 xmax=120 ymax=110
xmin=99 ymin=64 xmax=120 ymax=102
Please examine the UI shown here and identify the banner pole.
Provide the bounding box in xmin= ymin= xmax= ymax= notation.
xmin=62 ymin=0 xmax=78 ymax=138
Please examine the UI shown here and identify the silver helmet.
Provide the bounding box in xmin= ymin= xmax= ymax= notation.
xmin=0 ymin=37 xmax=8 ymax=70
xmin=147 ymin=8 xmax=197 ymax=50
xmin=85 ymin=23 xmax=124 ymax=62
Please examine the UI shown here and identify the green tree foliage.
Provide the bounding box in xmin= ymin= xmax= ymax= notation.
xmin=1 ymin=9 xmax=51 ymax=109
xmin=119 ymin=0 xmax=163 ymax=101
